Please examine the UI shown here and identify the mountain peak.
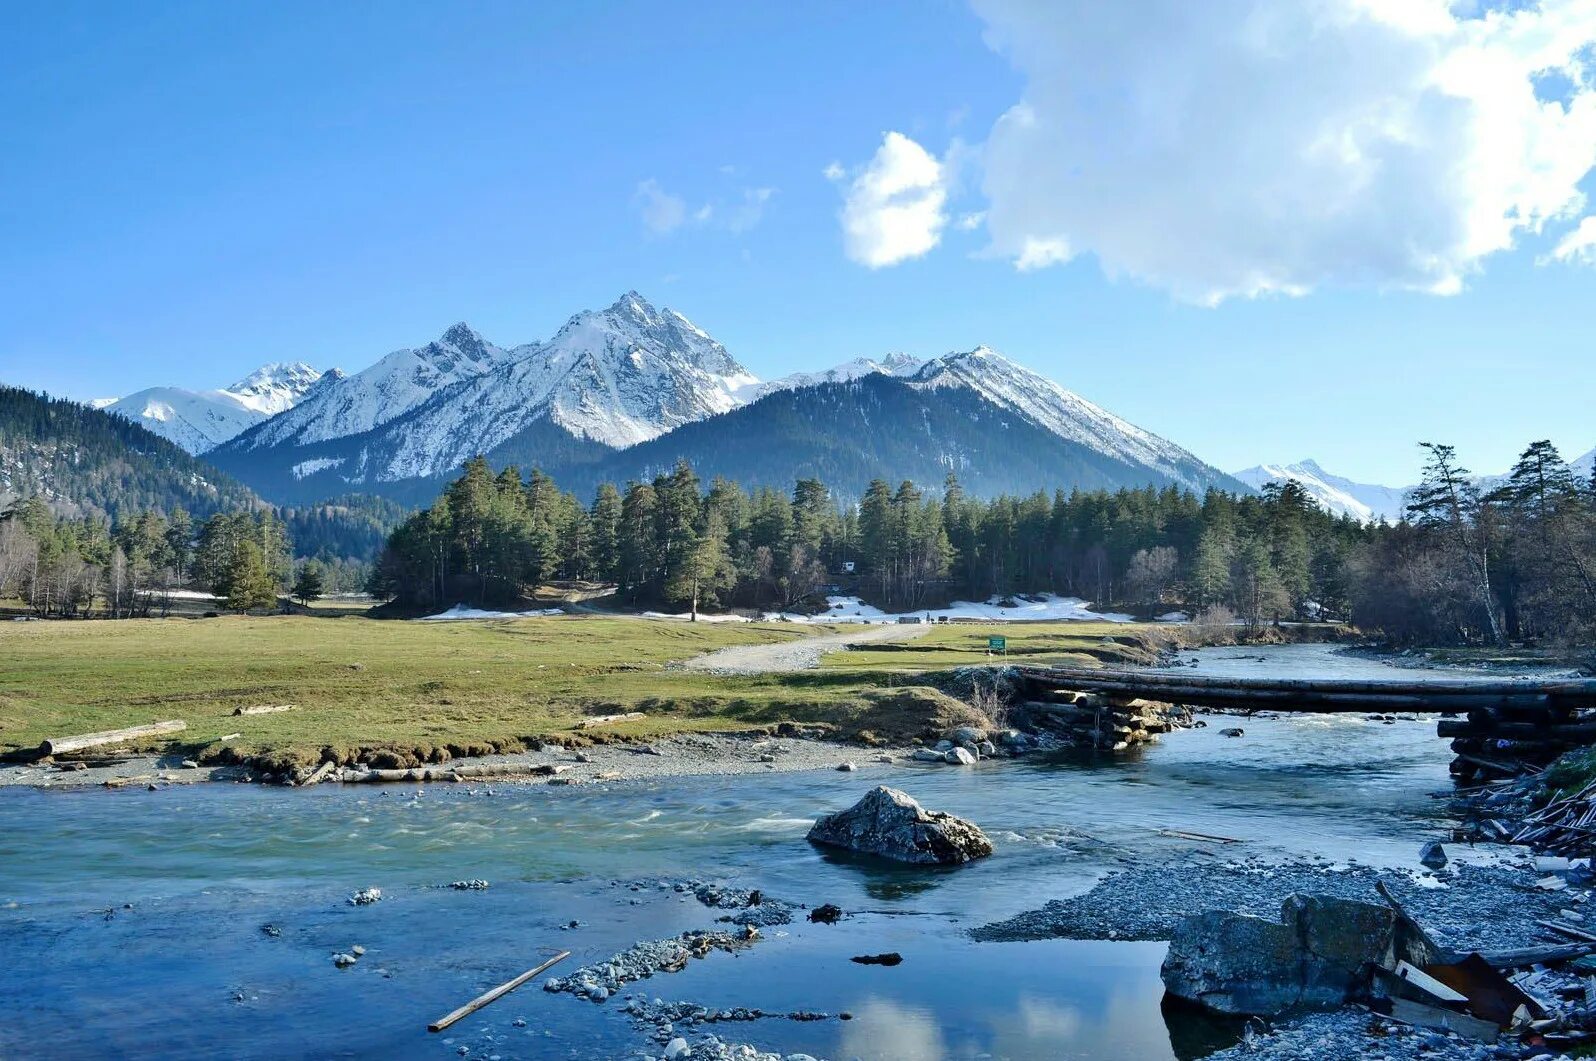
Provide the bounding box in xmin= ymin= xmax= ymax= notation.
xmin=608 ymin=290 xmax=660 ymax=321
xmin=439 ymin=321 xmax=485 ymax=350
xmin=226 ymin=361 xmax=321 ymax=396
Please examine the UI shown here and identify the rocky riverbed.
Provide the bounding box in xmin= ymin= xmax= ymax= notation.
xmin=973 ymin=854 xmax=1559 ymax=953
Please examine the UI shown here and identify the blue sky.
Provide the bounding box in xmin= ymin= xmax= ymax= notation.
xmin=2 ymin=0 xmax=1594 ymax=485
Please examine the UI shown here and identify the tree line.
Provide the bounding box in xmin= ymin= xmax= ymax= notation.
xmin=371 ymin=455 xmax=1377 ymax=626
xmin=1357 ymin=441 xmax=1596 ymax=646
xmin=0 ymin=499 xmax=343 ymax=615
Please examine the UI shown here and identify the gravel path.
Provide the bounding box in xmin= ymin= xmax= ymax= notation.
xmin=676 ymin=623 xmax=929 ymax=674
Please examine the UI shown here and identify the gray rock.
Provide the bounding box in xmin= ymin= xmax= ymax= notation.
xmin=950 ymin=726 xmax=988 ymax=745
xmin=1161 ymin=894 xmax=1445 ymax=1016
xmin=664 ymin=1037 xmax=690 ymax=1059
xmin=836 ymin=762 xmax=857 ymax=772
xmin=1419 ymin=840 xmax=1448 ymax=869
xmin=1220 ymin=727 xmax=1245 ymax=738
xmin=806 ymin=785 xmax=993 ymax=865
xmin=934 ymin=740 xmax=953 ymax=752
xmin=944 ymin=747 xmax=977 ymax=765
xmin=911 ymin=749 xmax=945 ymax=763
xmin=976 ymin=740 xmax=996 ymax=757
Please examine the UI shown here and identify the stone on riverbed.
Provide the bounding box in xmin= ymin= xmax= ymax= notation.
xmin=1161 ymin=894 xmax=1445 ymax=1017
xmin=806 ymin=786 xmax=992 ymax=865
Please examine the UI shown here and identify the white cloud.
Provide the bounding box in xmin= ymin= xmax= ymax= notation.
xmin=970 ymin=0 xmax=1596 ymax=303
xmin=822 ymin=161 xmax=846 ymax=182
xmin=838 ymin=131 xmax=950 ymax=268
xmin=956 ymin=211 xmax=986 ymax=231
xmin=634 ymin=179 xmax=687 ymax=236
xmin=634 ymin=178 xmax=775 ymax=237
xmin=1549 ymin=215 xmax=1596 ymax=263
xmin=725 ymin=187 xmax=776 ymax=233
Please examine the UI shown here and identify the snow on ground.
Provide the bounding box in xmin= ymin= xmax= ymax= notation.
xmin=639 ymin=610 xmax=755 ymax=623
xmin=418 ymin=605 xmax=565 ymax=621
xmin=768 ymin=594 xmax=1133 ymax=624
xmin=1156 ymin=611 xmax=1190 ymax=623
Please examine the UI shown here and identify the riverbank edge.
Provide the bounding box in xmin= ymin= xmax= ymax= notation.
xmin=0 ymin=730 xmax=929 ymax=791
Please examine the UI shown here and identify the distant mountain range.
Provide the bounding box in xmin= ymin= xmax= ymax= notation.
xmin=185 ymin=292 xmax=1245 ymax=503
xmin=96 ymin=362 xmax=323 ymax=453
xmin=28 ymin=293 xmax=1594 ymax=523
xmin=1235 ymin=449 xmax=1596 ymax=522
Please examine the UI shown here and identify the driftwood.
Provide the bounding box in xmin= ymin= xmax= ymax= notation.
xmin=576 ymin=711 xmax=646 ymax=729
xmin=233 ymin=704 xmax=295 ymax=716
xmin=339 ymin=762 xmax=550 ymax=784
xmin=41 ymin=720 xmax=186 ymax=756
xmin=428 ymin=951 xmax=571 ymax=1032
xmin=1478 ymin=942 xmax=1596 ymax=968
xmin=297 ymin=760 xmax=339 ymax=786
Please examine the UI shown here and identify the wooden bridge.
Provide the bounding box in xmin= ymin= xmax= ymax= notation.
xmin=1016 ymin=665 xmax=1596 ymax=782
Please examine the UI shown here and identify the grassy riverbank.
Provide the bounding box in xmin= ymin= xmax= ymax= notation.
xmin=0 ymin=614 xmax=1064 ymax=773
xmin=0 ymin=613 xmax=1324 ymax=776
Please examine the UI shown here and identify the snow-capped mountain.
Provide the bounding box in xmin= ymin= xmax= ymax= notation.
xmin=209 ymin=293 xmax=760 ymax=491
xmin=204 ymin=293 xmax=1239 ymax=503
xmin=226 ymin=324 xmax=510 ymax=452
xmin=1233 ymin=460 xmax=1409 ymax=522
xmin=366 ymin=293 xmax=757 ymax=480
xmin=101 ymin=362 xmax=323 ymax=454
xmin=908 ymin=346 xmax=1226 ymax=493
xmin=743 ymin=352 xmax=923 ymax=400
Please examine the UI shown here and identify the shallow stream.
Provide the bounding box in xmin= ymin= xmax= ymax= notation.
xmin=0 ymin=645 xmax=1509 ymax=1059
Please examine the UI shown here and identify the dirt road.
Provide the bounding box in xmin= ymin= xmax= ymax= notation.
xmin=678 ymin=623 xmax=928 ymax=674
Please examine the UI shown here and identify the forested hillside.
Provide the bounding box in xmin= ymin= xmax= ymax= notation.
xmin=0 ymin=386 xmax=258 ymax=519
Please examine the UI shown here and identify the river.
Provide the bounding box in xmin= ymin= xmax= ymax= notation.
xmin=0 ymin=645 xmax=1501 ymax=1060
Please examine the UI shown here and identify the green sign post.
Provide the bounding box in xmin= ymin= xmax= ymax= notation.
xmin=987 ymin=635 xmax=1007 ymax=654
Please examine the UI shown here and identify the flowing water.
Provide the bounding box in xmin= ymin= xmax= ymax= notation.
xmin=0 ymin=645 xmax=1507 ymax=1060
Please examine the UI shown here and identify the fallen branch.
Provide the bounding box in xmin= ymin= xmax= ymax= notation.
xmin=428 ymin=951 xmax=571 ymax=1032
xmin=576 ymin=712 xmax=646 ymax=729
xmin=1158 ymin=829 xmax=1242 ymax=844
xmin=41 ymin=720 xmax=186 ymax=757
xmin=233 ymin=704 xmax=295 ymax=716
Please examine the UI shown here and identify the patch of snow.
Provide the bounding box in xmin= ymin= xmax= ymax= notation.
xmin=638 ymin=610 xmax=758 ymax=623
xmin=1156 ymin=611 xmax=1190 ymax=623
xmin=292 ymin=457 xmax=344 ymax=480
xmin=418 ymin=605 xmax=565 ymax=621
xmin=768 ymin=593 xmax=1133 ymax=624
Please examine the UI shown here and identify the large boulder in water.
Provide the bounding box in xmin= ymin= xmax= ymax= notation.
xmin=807 ymin=785 xmax=993 ymax=865
xmin=1161 ymin=894 xmax=1446 ymax=1017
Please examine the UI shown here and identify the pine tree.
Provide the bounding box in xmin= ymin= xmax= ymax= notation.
xmin=588 ymin=483 xmax=623 ymax=582
xmin=292 ymin=561 xmax=327 ymax=606
xmin=1408 ymin=442 xmax=1504 ymax=645
xmin=226 ymin=540 xmax=279 ymax=611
